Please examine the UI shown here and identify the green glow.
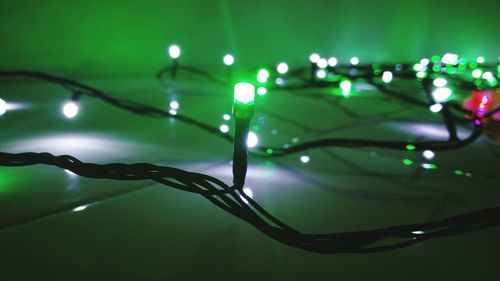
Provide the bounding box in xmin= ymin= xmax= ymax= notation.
xmin=423 ymin=163 xmax=437 ymax=170
xmin=487 ymin=78 xmax=498 ymax=87
xmin=431 ymin=55 xmax=441 ymax=63
xmin=406 ymin=144 xmax=416 ymax=151
xmin=257 ymin=69 xmax=270 ymax=83
xmin=266 ymin=148 xmax=273 ymax=154
xmin=432 ymin=65 xmax=441 ymax=72
xmin=251 ymin=124 xmax=260 ymax=131
xmin=454 ymin=170 xmax=464 ymax=176
xmin=340 ymin=80 xmax=352 ymax=96
xmin=458 ymin=58 xmax=468 ymax=64
xmin=403 ymin=159 xmax=413 ymax=166
xmin=469 ymin=62 xmax=478 ymax=69
xmin=445 ymin=66 xmax=457 ymax=75
xmin=497 ymin=65 xmax=500 ymax=78
xmin=257 ymin=87 xmax=267 ymax=96
xmin=234 ymin=82 xmax=255 ymax=104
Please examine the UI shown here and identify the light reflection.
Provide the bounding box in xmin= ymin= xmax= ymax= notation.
xmin=73 ymin=205 xmax=87 ymax=212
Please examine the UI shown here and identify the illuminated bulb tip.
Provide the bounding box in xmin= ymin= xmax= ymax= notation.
xmin=234 ymin=82 xmax=255 ymax=104
xmin=328 ymin=57 xmax=338 ymax=67
xmin=350 ymin=57 xmax=359 ymax=65
xmin=257 ymin=87 xmax=267 ymax=95
xmin=432 ymin=88 xmax=452 ymax=103
xmin=422 ymin=150 xmax=435 ymax=160
xmin=223 ymin=114 xmax=231 ymax=121
xmin=223 ymin=54 xmax=234 ymax=66
xmin=482 ymin=72 xmax=493 ymax=80
xmin=476 ymin=56 xmax=485 ymax=64
xmin=382 ymin=71 xmax=393 ymax=83
xmin=316 ymin=70 xmax=327 ymax=79
xmin=169 ymin=101 xmax=179 ymax=110
xmin=433 ymin=78 xmax=448 ymax=87
xmin=168 ymin=45 xmax=181 ymax=59
xmin=63 ymin=102 xmax=79 ymax=118
xmin=257 ymin=69 xmax=270 ymax=83
xmin=429 ymin=103 xmax=443 ymax=113
xmin=309 ymin=53 xmax=320 ymax=63
xmin=300 ymin=155 xmax=310 ymax=164
xmin=420 ymin=58 xmax=430 ymax=66
xmin=219 ymin=124 xmax=229 ymax=133
xmin=340 ymin=80 xmax=352 ymax=96
xmin=247 ymin=132 xmax=258 ymax=148
xmin=472 ymin=69 xmax=483 ymax=79
xmin=0 ymin=98 xmax=6 ymax=116
xmin=317 ymin=58 xmax=328 ymax=69
xmin=169 ymin=109 xmax=177 ymax=115
xmin=277 ymin=62 xmax=289 ymax=74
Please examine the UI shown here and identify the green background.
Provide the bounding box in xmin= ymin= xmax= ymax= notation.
xmin=0 ymin=0 xmax=499 ymax=76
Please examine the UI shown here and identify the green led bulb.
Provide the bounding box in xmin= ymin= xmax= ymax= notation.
xmin=233 ymin=82 xmax=255 ymax=119
xmin=234 ymin=82 xmax=255 ymax=105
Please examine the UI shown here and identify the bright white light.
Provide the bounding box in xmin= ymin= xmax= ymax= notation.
xmin=242 ymin=187 xmax=253 ymax=198
xmin=429 ymin=103 xmax=443 ymax=113
xmin=382 ymin=71 xmax=393 ymax=83
xmin=422 ymin=150 xmax=435 ymax=160
xmin=223 ymin=54 xmax=234 ymax=66
xmin=168 ymin=45 xmax=181 ymax=59
xmin=421 ymin=163 xmax=434 ymax=170
xmin=223 ymin=114 xmax=231 ymax=121
xmin=442 ymin=53 xmax=458 ymax=65
xmin=300 ymin=155 xmax=310 ymax=163
xmin=275 ymin=77 xmax=285 ymax=85
xmin=472 ymin=69 xmax=483 ymax=78
xmin=257 ymin=87 xmax=267 ymax=95
xmin=247 ymin=132 xmax=258 ymax=148
xmin=219 ymin=124 xmax=229 ymax=133
xmin=257 ymin=69 xmax=270 ymax=83
xmin=420 ymin=58 xmax=430 ymax=66
xmin=63 ymin=102 xmax=79 ymax=118
xmin=169 ymin=101 xmax=179 ymax=110
xmin=412 ymin=230 xmax=425 ymax=235
xmin=65 ymin=169 xmax=77 ymax=176
xmin=316 ymin=70 xmax=327 ymax=79
xmin=328 ymin=57 xmax=338 ymax=67
xmin=169 ymin=109 xmax=177 ymax=115
xmin=350 ymin=57 xmax=359 ymax=65
xmin=317 ymin=58 xmax=328 ymax=69
xmin=476 ymin=56 xmax=485 ymax=64
xmin=309 ymin=53 xmax=320 ymax=63
xmin=482 ymin=71 xmax=493 ymax=80
xmin=432 ymin=87 xmax=452 ymax=103
xmin=277 ymin=62 xmax=289 ymax=74
xmin=340 ymin=80 xmax=352 ymax=96
xmin=433 ymin=78 xmax=448 ymax=87
xmin=73 ymin=205 xmax=87 ymax=212
xmin=0 ymin=98 xmax=6 ymax=116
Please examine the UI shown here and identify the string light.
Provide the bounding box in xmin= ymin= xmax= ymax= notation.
xmin=432 ymin=87 xmax=452 ymax=103
xmin=168 ymin=45 xmax=181 ymax=59
xmin=309 ymin=53 xmax=320 ymax=63
xmin=247 ymin=131 xmax=258 ymax=148
xmin=429 ymin=103 xmax=443 ymax=113
xmin=257 ymin=69 xmax=270 ymax=83
xmin=300 ymin=155 xmax=310 ymax=163
xmin=316 ymin=69 xmax=327 ymax=79
xmin=472 ymin=69 xmax=483 ymax=79
xmin=382 ymin=71 xmax=393 ymax=83
xmin=422 ymin=150 xmax=435 ymax=160
xmin=350 ymin=57 xmax=360 ymax=65
xmin=169 ymin=100 xmax=180 ymax=110
xmin=433 ymin=78 xmax=448 ymax=87
xmin=223 ymin=54 xmax=234 ymax=66
xmin=223 ymin=114 xmax=231 ymax=121
xmin=277 ymin=62 xmax=289 ymax=74
xmin=257 ymin=87 xmax=267 ymax=95
xmin=62 ymin=101 xmax=79 ymax=119
xmin=340 ymin=80 xmax=352 ymax=96
xmin=476 ymin=56 xmax=485 ymax=64
xmin=328 ymin=57 xmax=338 ymax=67
xmin=219 ymin=124 xmax=229 ymax=133
xmin=234 ymin=82 xmax=255 ymax=105
xmin=317 ymin=58 xmax=328 ymax=69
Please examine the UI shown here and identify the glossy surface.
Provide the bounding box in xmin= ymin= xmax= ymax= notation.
xmin=1 ymin=75 xmax=499 ymax=280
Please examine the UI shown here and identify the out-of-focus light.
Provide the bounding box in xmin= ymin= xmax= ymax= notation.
xmin=328 ymin=57 xmax=338 ymax=67
xmin=247 ymin=132 xmax=258 ymax=148
xmin=223 ymin=114 xmax=231 ymax=121
xmin=243 ymin=186 xmax=253 ymax=198
xmin=422 ymin=150 xmax=435 ymax=160
xmin=168 ymin=45 xmax=181 ymax=59
xmin=350 ymin=57 xmax=359 ymax=65
xmin=309 ymin=53 xmax=320 ymax=63
xmin=317 ymin=58 xmax=328 ymax=69
xmin=482 ymin=71 xmax=493 ymax=80
xmin=234 ymin=82 xmax=255 ymax=104
xmin=416 ymin=71 xmax=427 ymax=78
xmin=340 ymin=80 xmax=352 ymax=96
xmin=257 ymin=69 xmax=270 ymax=83
xmin=382 ymin=71 xmax=393 ymax=83
xmin=412 ymin=230 xmax=425 ymax=235
xmin=442 ymin=53 xmax=458 ymax=65
xmin=476 ymin=56 xmax=485 ymax=64
xmin=413 ymin=63 xmax=425 ymax=72
xmin=63 ymin=102 xmax=79 ymax=118
xmin=406 ymin=144 xmax=416 ymax=151
xmin=73 ymin=205 xmax=87 ymax=212
xmin=316 ymin=69 xmax=327 ymax=79
xmin=223 ymin=54 xmax=234 ymax=66
xmin=0 ymin=98 xmax=6 ymax=116
xmin=257 ymin=87 xmax=267 ymax=95
xmin=277 ymin=62 xmax=289 ymax=74
xmin=454 ymin=170 xmax=464 ymax=176
xmin=402 ymin=159 xmax=413 ymax=166
xmin=275 ymin=77 xmax=285 ymax=85
xmin=420 ymin=58 xmax=430 ymax=66
xmin=421 ymin=163 xmax=437 ymax=170
xmin=219 ymin=124 xmax=229 ymax=133
xmin=429 ymin=103 xmax=443 ymax=113
xmin=169 ymin=101 xmax=179 ymax=110
xmin=169 ymin=109 xmax=177 ymax=115
xmin=433 ymin=78 xmax=448 ymax=87
xmin=432 ymin=87 xmax=452 ymax=103
xmin=300 ymin=155 xmax=310 ymax=163
xmin=472 ymin=69 xmax=483 ymax=79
